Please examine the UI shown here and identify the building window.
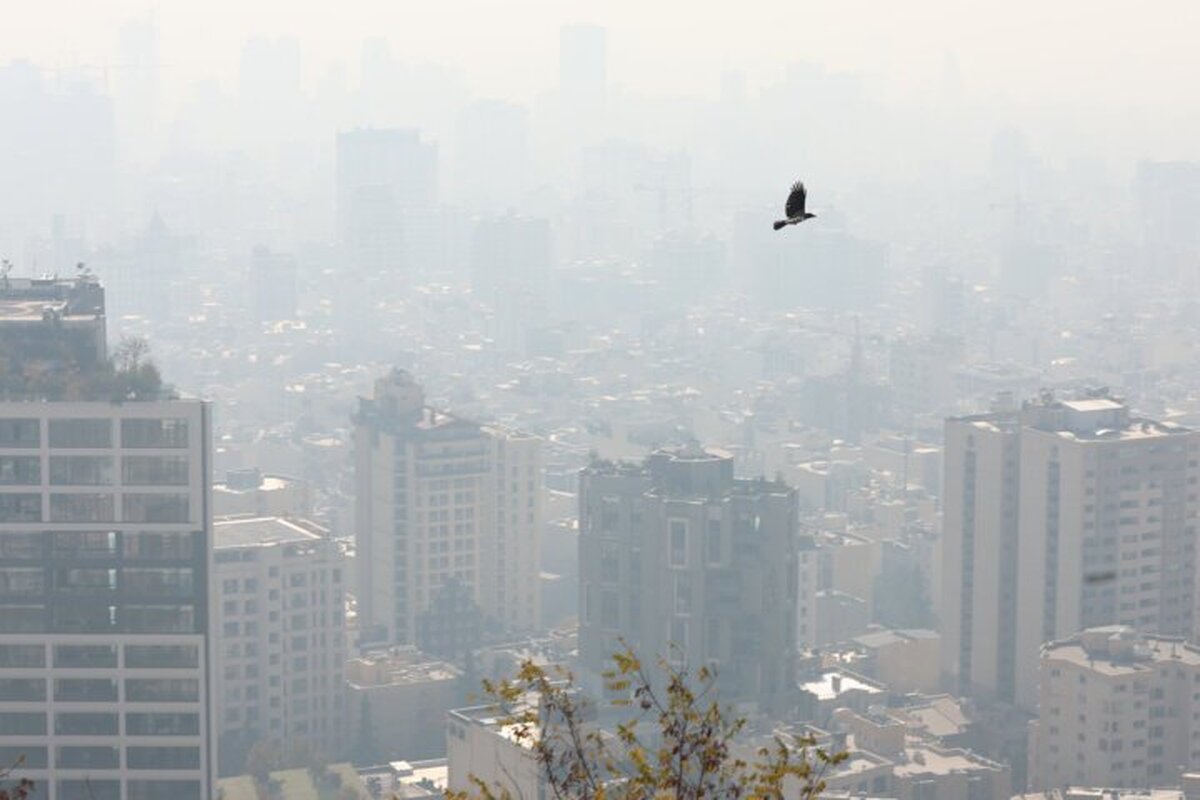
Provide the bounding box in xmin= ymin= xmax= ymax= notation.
xmin=0 ymin=494 xmax=41 ymax=522
xmin=122 ymin=456 xmax=189 ymax=486
xmin=0 ymin=568 xmax=45 ymax=597
xmin=0 ymin=419 xmax=39 ymax=448
xmin=49 ymin=456 xmax=114 ymax=486
xmin=57 ymin=746 xmax=119 ymax=769
xmin=55 ymin=712 xmax=118 ymax=735
xmin=0 ymin=678 xmax=45 ymax=701
xmin=124 ymin=531 xmax=194 ymax=561
xmin=49 ymin=493 xmax=115 ymax=522
xmin=706 ymin=519 xmax=721 ymax=565
xmin=126 ymin=713 xmax=200 ymax=736
xmin=0 ymin=747 xmax=45 ymax=769
xmin=54 ymin=679 xmax=118 ymax=702
xmin=48 ymin=419 xmax=112 ymax=449
xmin=0 ymin=607 xmax=44 ymax=633
xmin=127 ymin=747 xmax=201 ymax=770
xmin=122 ymin=494 xmax=189 ymax=523
xmin=59 ymin=781 xmax=120 ymax=800
xmin=121 ymin=418 xmax=189 ymax=449
xmin=123 ymin=605 xmax=195 ymax=634
xmin=0 ymin=645 xmax=44 ymax=668
xmin=54 ymin=644 xmax=117 ymax=668
xmin=127 ymin=781 xmax=202 ymax=800
xmin=0 ymin=456 xmax=40 ymax=485
xmin=669 ymin=520 xmax=688 ymax=567
xmin=125 ymin=679 xmax=199 ymax=703
xmin=125 ymin=645 xmax=199 ymax=669
xmin=0 ymin=713 xmax=45 ymax=735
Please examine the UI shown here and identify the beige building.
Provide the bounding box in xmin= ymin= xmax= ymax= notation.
xmin=345 ymin=648 xmax=462 ymax=762
xmin=1015 ymin=397 xmax=1200 ymax=710
xmin=446 ymin=701 xmax=541 ymax=800
xmin=212 ymin=516 xmax=347 ymax=768
xmin=1029 ymin=627 xmax=1200 ymax=792
xmin=354 ymin=369 xmax=542 ymax=649
xmin=942 ymin=394 xmax=1200 ymax=710
xmin=853 ymin=629 xmax=941 ymax=695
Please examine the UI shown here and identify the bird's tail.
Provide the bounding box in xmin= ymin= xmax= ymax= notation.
xmin=773 ymin=219 xmax=788 ymax=231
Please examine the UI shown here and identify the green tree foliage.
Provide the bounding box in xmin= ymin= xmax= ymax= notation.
xmin=452 ymin=646 xmax=846 ymax=800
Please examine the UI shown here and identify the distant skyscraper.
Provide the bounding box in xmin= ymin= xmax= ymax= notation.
xmin=212 ymin=516 xmax=346 ymax=770
xmin=0 ymin=276 xmax=214 ymax=799
xmin=578 ymin=445 xmax=798 ymax=709
xmin=353 ymin=370 xmax=541 ymax=650
xmin=941 ymin=393 xmax=1200 ymax=710
xmin=336 ymin=128 xmax=437 ymax=277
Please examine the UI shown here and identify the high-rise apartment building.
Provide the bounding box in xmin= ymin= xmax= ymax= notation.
xmin=354 ymin=369 xmax=541 ymax=650
xmin=578 ymin=445 xmax=798 ymax=708
xmin=941 ymin=393 xmax=1200 ymax=710
xmin=212 ymin=516 xmax=346 ymax=771
xmin=0 ymin=275 xmax=215 ymax=800
xmin=1029 ymin=627 xmax=1200 ymax=790
xmin=941 ymin=406 xmax=1021 ymax=702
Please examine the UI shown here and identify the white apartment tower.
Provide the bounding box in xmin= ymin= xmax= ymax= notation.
xmin=354 ymin=369 xmax=541 ymax=651
xmin=941 ymin=392 xmax=1200 ymax=711
xmin=1030 ymin=627 xmax=1200 ymax=790
xmin=212 ymin=516 xmax=346 ymax=770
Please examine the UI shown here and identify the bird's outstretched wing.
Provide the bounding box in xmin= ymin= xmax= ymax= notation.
xmin=784 ymin=181 xmax=807 ymax=219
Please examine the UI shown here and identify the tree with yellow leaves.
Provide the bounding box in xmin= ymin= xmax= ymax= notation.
xmin=451 ymin=646 xmax=846 ymax=800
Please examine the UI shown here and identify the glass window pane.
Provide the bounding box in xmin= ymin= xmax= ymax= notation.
xmin=0 ymin=644 xmax=44 ymax=668
xmin=0 ymin=456 xmax=40 ymax=485
xmin=122 ymin=605 xmax=195 ymax=633
xmin=121 ymin=419 xmax=189 ymax=449
xmin=0 ymin=712 xmax=45 ymax=734
xmin=55 ymin=679 xmax=118 ymax=702
xmin=126 ymin=712 xmax=199 ymax=736
xmin=0 ymin=494 xmax=42 ymax=522
xmin=51 ymin=603 xmax=118 ymax=634
xmin=122 ymin=494 xmax=189 ymax=523
xmin=0 ymin=532 xmax=42 ymax=560
xmin=0 ymin=678 xmax=46 ymax=701
xmin=122 ymin=456 xmax=189 ymax=486
xmin=125 ymin=678 xmax=198 ymax=702
xmin=127 ymin=747 xmax=200 ymax=770
xmin=0 ymin=568 xmax=44 ymax=597
xmin=124 ymin=568 xmax=194 ymax=598
xmin=48 ymin=419 xmax=112 ymax=449
xmin=128 ymin=781 xmax=202 ymax=800
xmin=0 ymin=607 xmax=44 ymax=633
xmin=49 ymin=493 xmax=115 ymax=522
xmin=59 ymin=781 xmax=120 ymax=800
xmin=0 ymin=420 xmax=39 ymax=448
xmin=124 ymin=531 xmax=195 ymax=561
xmin=54 ymin=644 xmax=117 ymax=668
xmin=57 ymin=746 xmax=119 ymax=769
xmin=49 ymin=456 xmax=113 ymax=485
xmin=125 ymin=645 xmax=198 ymax=669
xmin=0 ymin=746 xmax=46 ymax=769
xmin=53 ymin=531 xmax=118 ymax=559
xmin=55 ymin=712 xmax=119 ymax=735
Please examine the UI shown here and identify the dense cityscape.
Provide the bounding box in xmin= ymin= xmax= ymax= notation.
xmin=5 ymin=4 xmax=1200 ymax=799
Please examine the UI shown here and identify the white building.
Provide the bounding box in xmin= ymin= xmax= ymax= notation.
xmin=354 ymin=370 xmax=541 ymax=650
xmin=1030 ymin=627 xmax=1200 ymax=792
xmin=212 ymin=516 xmax=346 ymax=769
xmin=942 ymin=394 xmax=1200 ymax=710
xmin=0 ymin=400 xmax=215 ymax=800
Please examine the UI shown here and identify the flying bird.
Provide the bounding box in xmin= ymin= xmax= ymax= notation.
xmin=773 ymin=181 xmax=816 ymax=230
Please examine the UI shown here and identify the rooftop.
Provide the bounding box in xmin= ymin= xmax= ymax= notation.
xmin=893 ymin=744 xmax=1005 ymax=778
xmin=213 ymin=515 xmax=327 ymax=549
xmin=1043 ymin=627 xmax=1200 ymax=672
xmin=799 ymin=669 xmax=885 ymax=701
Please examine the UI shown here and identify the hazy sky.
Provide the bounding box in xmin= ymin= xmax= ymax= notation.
xmin=5 ymin=0 xmax=1199 ymax=110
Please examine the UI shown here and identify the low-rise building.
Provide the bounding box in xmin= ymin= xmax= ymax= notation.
xmin=347 ymin=648 xmax=463 ymax=762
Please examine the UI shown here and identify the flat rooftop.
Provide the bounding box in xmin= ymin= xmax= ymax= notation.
xmin=893 ymin=745 xmax=1003 ymax=778
xmin=800 ymin=670 xmax=885 ymax=701
xmin=213 ymin=515 xmax=326 ymax=548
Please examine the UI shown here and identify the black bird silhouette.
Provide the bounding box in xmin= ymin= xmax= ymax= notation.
xmin=773 ymin=181 xmax=816 ymax=230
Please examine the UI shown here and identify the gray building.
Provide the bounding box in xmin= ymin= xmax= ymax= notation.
xmin=578 ymin=445 xmax=798 ymax=709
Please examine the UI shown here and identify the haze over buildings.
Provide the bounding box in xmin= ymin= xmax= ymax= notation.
xmin=7 ymin=3 xmax=1200 ymax=798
